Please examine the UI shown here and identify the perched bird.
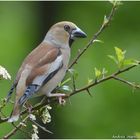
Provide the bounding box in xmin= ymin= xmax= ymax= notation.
xmin=7 ymin=21 xmax=87 ymax=122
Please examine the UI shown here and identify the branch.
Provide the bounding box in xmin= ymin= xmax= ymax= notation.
xmin=29 ymin=119 xmax=53 ymax=134
xmin=3 ymin=116 xmax=29 ymax=139
xmin=1 ymin=63 xmax=140 ymax=139
xmin=69 ymin=63 xmax=140 ymax=96
xmin=112 ymin=76 xmax=140 ymax=89
xmin=69 ymin=3 xmax=118 ymax=69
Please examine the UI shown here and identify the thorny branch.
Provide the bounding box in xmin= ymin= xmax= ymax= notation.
xmin=112 ymin=76 xmax=140 ymax=89
xmin=69 ymin=63 xmax=140 ymax=97
xmin=69 ymin=2 xmax=117 ymax=69
xmin=2 ymin=58 xmax=140 ymax=138
xmin=29 ymin=119 xmax=53 ymax=134
xmin=1 ymin=1 xmax=140 ymax=139
xmin=3 ymin=116 xmax=29 ymax=139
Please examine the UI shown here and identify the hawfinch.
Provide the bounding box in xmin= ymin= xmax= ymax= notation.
xmin=7 ymin=21 xmax=87 ymax=122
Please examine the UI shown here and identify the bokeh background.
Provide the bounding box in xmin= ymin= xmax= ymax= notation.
xmin=0 ymin=1 xmax=140 ymax=139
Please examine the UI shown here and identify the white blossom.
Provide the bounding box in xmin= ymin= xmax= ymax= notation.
xmin=29 ymin=114 xmax=36 ymax=121
xmin=32 ymin=133 xmax=39 ymax=140
xmin=32 ymin=125 xmax=39 ymax=140
xmin=0 ymin=65 xmax=11 ymax=80
xmin=42 ymin=105 xmax=52 ymax=124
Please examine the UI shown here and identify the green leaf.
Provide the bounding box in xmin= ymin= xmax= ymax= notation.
xmin=102 ymin=68 xmax=108 ymax=76
xmin=93 ymin=39 xmax=104 ymax=44
xmin=103 ymin=15 xmax=109 ymax=25
xmin=68 ymin=69 xmax=78 ymax=80
xmin=108 ymin=55 xmax=118 ymax=64
xmin=60 ymin=85 xmax=72 ymax=92
xmin=123 ymin=59 xmax=139 ymax=66
xmin=87 ymin=78 xmax=93 ymax=85
xmin=94 ymin=67 xmax=101 ymax=78
xmin=109 ymin=0 xmax=122 ymax=6
xmin=115 ymin=47 xmax=126 ymax=63
xmin=59 ymin=78 xmax=71 ymax=87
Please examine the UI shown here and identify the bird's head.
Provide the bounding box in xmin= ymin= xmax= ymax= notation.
xmin=45 ymin=21 xmax=87 ymax=47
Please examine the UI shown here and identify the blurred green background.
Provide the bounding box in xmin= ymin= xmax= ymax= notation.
xmin=0 ymin=1 xmax=140 ymax=139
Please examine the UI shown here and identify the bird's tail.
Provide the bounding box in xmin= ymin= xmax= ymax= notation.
xmin=8 ymin=102 xmax=20 ymax=122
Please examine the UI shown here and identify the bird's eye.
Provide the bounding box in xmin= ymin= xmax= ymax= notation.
xmin=64 ymin=25 xmax=70 ymax=32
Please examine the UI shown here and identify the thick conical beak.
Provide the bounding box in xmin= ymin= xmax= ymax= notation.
xmin=71 ymin=27 xmax=87 ymax=39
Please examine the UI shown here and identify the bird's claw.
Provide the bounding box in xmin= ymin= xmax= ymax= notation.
xmin=58 ymin=96 xmax=66 ymax=105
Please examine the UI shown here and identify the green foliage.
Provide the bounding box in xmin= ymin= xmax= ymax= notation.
xmin=92 ymin=39 xmax=104 ymax=44
xmin=123 ymin=59 xmax=139 ymax=66
xmin=94 ymin=67 xmax=101 ymax=79
xmin=102 ymin=68 xmax=108 ymax=78
xmin=109 ymin=0 xmax=122 ymax=6
xmin=108 ymin=47 xmax=139 ymax=69
xmin=103 ymin=15 xmax=109 ymax=26
xmin=59 ymin=85 xmax=72 ymax=92
xmin=115 ymin=47 xmax=126 ymax=63
xmin=108 ymin=55 xmax=118 ymax=64
xmin=94 ymin=67 xmax=108 ymax=80
xmin=58 ymin=77 xmax=72 ymax=93
xmin=59 ymin=78 xmax=71 ymax=87
xmin=68 ymin=69 xmax=78 ymax=80
xmin=87 ymin=78 xmax=93 ymax=85
xmin=57 ymin=73 xmax=74 ymax=93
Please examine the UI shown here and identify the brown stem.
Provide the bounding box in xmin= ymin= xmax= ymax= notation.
xmin=69 ymin=64 xmax=139 ymax=96
xmin=68 ymin=4 xmax=117 ymax=69
xmin=3 ymin=116 xmax=29 ymax=139
xmin=112 ymin=76 xmax=140 ymax=89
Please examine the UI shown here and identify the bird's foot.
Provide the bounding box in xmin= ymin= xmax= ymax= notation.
xmin=58 ymin=96 xmax=66 ymax=105
xmin=47 ymin=93 xmax=67 ymax=105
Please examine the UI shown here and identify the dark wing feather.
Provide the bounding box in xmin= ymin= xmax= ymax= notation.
xmin=18 ymin=84 xmax=40 ymax=105
xmin=6 ymin=81 xmax=17 ymax=102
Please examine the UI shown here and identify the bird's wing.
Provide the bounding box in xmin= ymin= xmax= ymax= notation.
xmin=15 ymin=42 xmax=60 ymax=82
xmin=7 ymin=42 xmax=61 ymax=101
xmin=18 ymin=44 xmax=63 ymax=105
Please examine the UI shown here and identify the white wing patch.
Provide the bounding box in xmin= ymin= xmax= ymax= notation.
xmin=32 ymin=55 xmax=63 ymax=86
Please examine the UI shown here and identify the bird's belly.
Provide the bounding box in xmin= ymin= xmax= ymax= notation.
xmin=40 ymin=67 xmax=67 ymax=96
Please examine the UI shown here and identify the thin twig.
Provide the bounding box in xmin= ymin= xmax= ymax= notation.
xmin=72 ymin=75 xmax=76 ymax=91
xmin=0 ymin=64 xmax=139 ymax=125
xmin=112 ymin=76 xmax=140 ymax=89
xmin=69 ymin=64 xmax=140 ymax=96
xmin=11 ymin=122 xmax=30 ymax=138
xmin=3 ymin=116 xmax=29 ymax=139
xmin=68 ymin=4 xmax=117 ymax=69
xmin=86 ymin=89 xmax=92 ymax=97
xmin=29 ymin=119 xmax=53 ymax=134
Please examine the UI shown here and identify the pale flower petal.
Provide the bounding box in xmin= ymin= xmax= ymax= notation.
xmin=0 ymin=65 xmax=11 ymax=80
xmin=29 ymin=114 xmax=36 ymax=121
